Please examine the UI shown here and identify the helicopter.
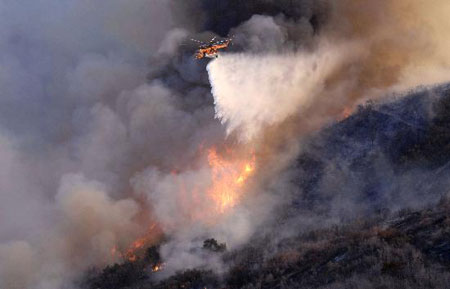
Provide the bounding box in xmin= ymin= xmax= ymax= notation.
xmin=191 ymin=36 xmax=233 ymax=59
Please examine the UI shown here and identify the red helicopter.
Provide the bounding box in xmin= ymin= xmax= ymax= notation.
xmin=191 ymin=36 xmax=233 ymax=59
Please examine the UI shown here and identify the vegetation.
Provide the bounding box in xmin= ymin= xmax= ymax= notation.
xmin=82 ymin=85 xmax=450 ymax=288
xmin=82 ymin=199 xmax=450 ymax=289
xmin=203 ymin=238 xmax=227 ymax=253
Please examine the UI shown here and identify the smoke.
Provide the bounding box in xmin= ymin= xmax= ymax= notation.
xmin=0 ymin=0 xmax=184 ymax=288
xmin=209 ymin=0 xmax=450 ymax=143
xmin=330 ymin=0 xmax=450 ymax=92
xmin=203 ymin=0 xmax=450 ymax=268
xmin=1 ymin=174 xmax=141 ymax=289
xmin=208 ymin=41 xmax=361 ymax=141
xmin=0 ymin=241 xmax=35 ymax=289
xmin=1 ymin=0 xmax=450 ymax=288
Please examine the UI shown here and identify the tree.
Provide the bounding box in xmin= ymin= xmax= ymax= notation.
xmin=203 ymin=238 xmax=227 ymax=253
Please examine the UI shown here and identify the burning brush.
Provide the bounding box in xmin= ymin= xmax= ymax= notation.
xmin=207 ymin=147 xmax=256 ymax=214
xmin=110 ymin=146 xmax=256 ymax=269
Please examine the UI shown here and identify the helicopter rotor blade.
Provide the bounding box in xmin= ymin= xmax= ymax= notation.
xmin=190 ymin=38 xmax=206 ymax=45
xmin=209 ymin=36 xmax=217 ymax=44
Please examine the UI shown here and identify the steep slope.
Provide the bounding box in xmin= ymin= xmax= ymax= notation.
xmin=83 ymin=200 xmax=450 ymax=289
xmin=285 ymin=84 xmax=450 ymax=221
xmin=83 ymin=84 xmax=450 ymax=289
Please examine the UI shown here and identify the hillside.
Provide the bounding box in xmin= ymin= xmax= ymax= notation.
xmin=83 ymin=199 xmax=450 ymax=289
xmin=83 ymin=84 xmax=450 ymax=289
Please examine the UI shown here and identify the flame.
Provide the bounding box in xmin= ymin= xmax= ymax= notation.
xmin=207 ymin=148 xmax=255 ymax=213
xmin=110 ymin=147 xmax=256 ymax=264
xmin=152 ymin=263 xmax=165 ymax=272
xmin=123 ymin=237 xmax=146 ymax=262
xmin=340 ymin=106 xmax=353 ymax=120
xmin=110 ymin=223 xmax=161 ymax=262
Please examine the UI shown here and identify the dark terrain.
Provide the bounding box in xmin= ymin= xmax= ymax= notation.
xmin=83 ymin=200 xmax=450 ymax=289
xmin=83 ymin=84 xmax=450 ymax=289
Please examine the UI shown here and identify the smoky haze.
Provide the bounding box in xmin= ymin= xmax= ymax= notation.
xmin=0 ymin=1 xmax=450 ymax=288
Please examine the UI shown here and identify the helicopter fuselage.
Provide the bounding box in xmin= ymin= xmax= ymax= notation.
xmin=195 ymin=40 xmax=231 ymax=59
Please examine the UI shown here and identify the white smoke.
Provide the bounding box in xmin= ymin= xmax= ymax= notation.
xmin=0 ymin=0 xmax=185 ymax=288
xmin=0 ymin=173 xmax=141 ymax=289
xmin=2 ymin=0 xmax=450 ymax=288
xmin=208 ymin=42 xmax=361 ymax=141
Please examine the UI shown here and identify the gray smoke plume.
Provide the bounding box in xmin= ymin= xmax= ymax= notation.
xmin=1 ymin=1 xmax=450 ymax=288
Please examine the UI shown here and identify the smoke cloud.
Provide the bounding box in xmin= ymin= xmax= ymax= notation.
xmin=208 ymin=41 xmax=361 ymax=141
xmin=209 ymin=0 xmax=450 ymax=143
xmin=1 ymin=0 xmax=450 ymax=288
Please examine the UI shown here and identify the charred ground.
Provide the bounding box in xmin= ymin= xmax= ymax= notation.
xmin=82 ymin=199 xmax=450 ymax=289
xmin=82 ymin=84 xmax=450 ymax=288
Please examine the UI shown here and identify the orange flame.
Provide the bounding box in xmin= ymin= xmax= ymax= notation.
xmin=110 ymin=223 xmax=161 ymax=262
xmin=340 ymin=106 xmax=353 ymax=120
xmin=110 ymin=147 xmax=256 ymax=263
xmin=207 ymin=148 xmax=255 ymax=213
xmin=152 ymin=263 xmax=165 ymax=272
